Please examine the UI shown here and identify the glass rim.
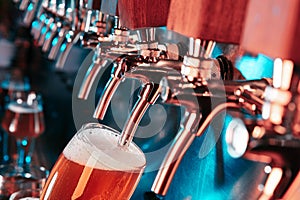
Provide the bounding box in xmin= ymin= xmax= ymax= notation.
xmin=74 ymin=122 xmax=147 ymax=170
xmin=9 ymin=188 xmax=42 ymax=200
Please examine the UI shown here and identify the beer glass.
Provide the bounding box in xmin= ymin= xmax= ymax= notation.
xmin=1 ymin=92 xmax=45 ymax=167
xmin=40 ymin=123 xmax=146 ymax=200
xmin=0 ymin=71 xmax=30 ymax=163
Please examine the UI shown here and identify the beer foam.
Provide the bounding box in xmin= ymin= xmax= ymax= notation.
xmin=63 ymin=127 xmax=146 ymax=171
xmin=8 ymin=102 xmax=43 ymax=113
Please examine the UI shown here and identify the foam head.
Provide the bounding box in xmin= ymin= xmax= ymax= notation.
xmin=8 ymin=102 xmax=43 ymax=114
xmin=63 ymin=124 xmax=146 ymax=172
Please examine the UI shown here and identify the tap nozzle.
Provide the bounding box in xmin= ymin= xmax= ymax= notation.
xmin=152 ymin=74 xmax=238 ymax=196
xmin=19 ymin=0 xmax=30 ymax=11
xmin=23 ymin=0 xmax=41 ymax=27
xmin=93 ymin=55 xmax=142 ymax=119
xmin=48 ymin=26 xmax=70 ymax=60
xmin=77 ymin=45 xmax=110 ymax=99
xmin=118 ymin=82 xmax=161 ymax=147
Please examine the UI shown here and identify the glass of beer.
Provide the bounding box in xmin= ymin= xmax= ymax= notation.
xmin=40 ymin=123 xmax=146 ymax=200
xmin=1 ymin=92 xmax=45 ymax=167
xmin=0 ymin=70 xmax=30 ymax=163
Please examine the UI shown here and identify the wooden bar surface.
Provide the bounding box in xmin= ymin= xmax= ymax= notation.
xmin=167 ymin=0 xmax=249 ymax=44
xmin=241 ymin=0 xmax=300 ymax=64
xmin=117 ymin=0 xmax=170 ymax=29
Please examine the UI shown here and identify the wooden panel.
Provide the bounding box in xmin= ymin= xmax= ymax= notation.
xmin=117 ymin=0 xmax=170 ymax=29
xmin=167 ymin=0 xmax=249 ymax=44
xmin=241 ymin=0 xmax=300 ymax=64
xmin=93 ymin=0 xmax=101 ymax=10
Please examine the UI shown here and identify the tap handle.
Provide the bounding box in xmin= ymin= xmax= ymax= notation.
xmin=241 ymin=0 xmax=300 ymax=65
xmin=118 ymin=0 xmax=170 ymax=29
xmin=167 ymin=0 xmax=248 ymax=43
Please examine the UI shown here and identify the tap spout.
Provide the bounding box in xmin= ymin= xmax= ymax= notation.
xmin=93 ymin=58 xmax=182 ymax=120
xmin=118 ymin=82 xmax=161 ymax=147
xmin=77 ymin=45 xmax=108 ymax=99
xmin=152 ymin=102 xmax=240 ymax=196
xmin=93 ymin=55 xmax=144 ymax=119
xmin=23 ymin=0 xmax=42 ymax=26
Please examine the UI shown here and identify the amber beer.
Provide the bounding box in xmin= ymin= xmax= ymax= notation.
xmin=1 ymin=102 xmax=45 ymax=139
xmin=40 ymin=123 xmax=146 ymax=200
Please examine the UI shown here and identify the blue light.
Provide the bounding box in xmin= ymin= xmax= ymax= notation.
xmin=27 ymin=3 xmax=34 ymax=11
xmin=39 ymin=14 xmax=46 ymax=22
xmin=32 ymin=21 xmax=39 ymax=28
xmin=235 ymin=54 xmax=273 ymax=79
xmin=66 ymin=33 xmax=72 ymax=40
xmin=142 ymin=143 xmax=150 ymax=150
xmin=3 ymin=155 xmax=9 ymax=162
xmin=41 ymin=27 xmax=47 ymax=35
xmin=25 ymin=156 xmax=31 ymax=163
xmin=60 ymin=43 xmax=67 ymax=51
xmin=52 ymin=37 xmax=58 ymax=46
xmin=21 ymin=139 xmax=28 ymax=146
xmin=50 ymin=23 xmax=55 ymax=30
xmin=45 ymin=32 xmax=51 ymax=40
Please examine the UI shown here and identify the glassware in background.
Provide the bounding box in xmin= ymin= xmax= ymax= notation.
xmin=0 ymin=70 xmax=31 ymax=164
xmin=40 ymin=123 xmax=146 ymax=200
xmin=0 ymin=163 xmax=48 ymax=199
xmin=1 ymin=91 xmax=45 ymax=167
xmin=9 ymin=188 xmax=41 ymax=200
xmin=0 ymin=70 xmax=30 ymax=111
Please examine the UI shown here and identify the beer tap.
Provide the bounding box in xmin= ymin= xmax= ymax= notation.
xmin=23 ymin=0 xmax=44 ymax=27
xmin=224 ymin=59 xmax=300 ymax=200
xmin=47 ymin=1 xmax=74 ymax=60
xmin=55 ymin=0 xmax=117 ymax=69
xmin=30 ymin=0 xmax=51 ymax=40
xmin=77 ymin=23 xmax=136 ymax=100
xmin=41 ymin=0 xmax=74 ymax=53
xmin=222 ymin=0 xmax=300 ymax=199
xmin=37 ymin=0 xmax=66 ymax=47
xmin=92 ymin=27 xmax=185 ymax=120
xmin=150 ymin=44 xmax=271 ymax=197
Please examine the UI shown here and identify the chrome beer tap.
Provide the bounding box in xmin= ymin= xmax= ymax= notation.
xmin=37 ymin=0 xmax=73 ymax=48
xmin=77 ymin=20 xmax=137 ymax=100
xmin=141 ymin=34 xmax=273 ymax=197
xmin=55 ymin=0 xmax=116 ymax=69
xmin=224 ymin=59 xmax=300 ymax=200
xmin=53 ymin=0 xmax=89 ymax=66
xmin=30 ymin=0 xmax=51 ymax=40
xmin=23 ymin=0 xmax=43 ymax=27
xmin=47 ymin=2 xmax=74 ymax=60
xmin=92 ymin=27 xmax=184 ymax=120
xmin=41 ymin=0 xmax=73 ymax=53
xmin=151 ymin=70 xmax=271 ymax=197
